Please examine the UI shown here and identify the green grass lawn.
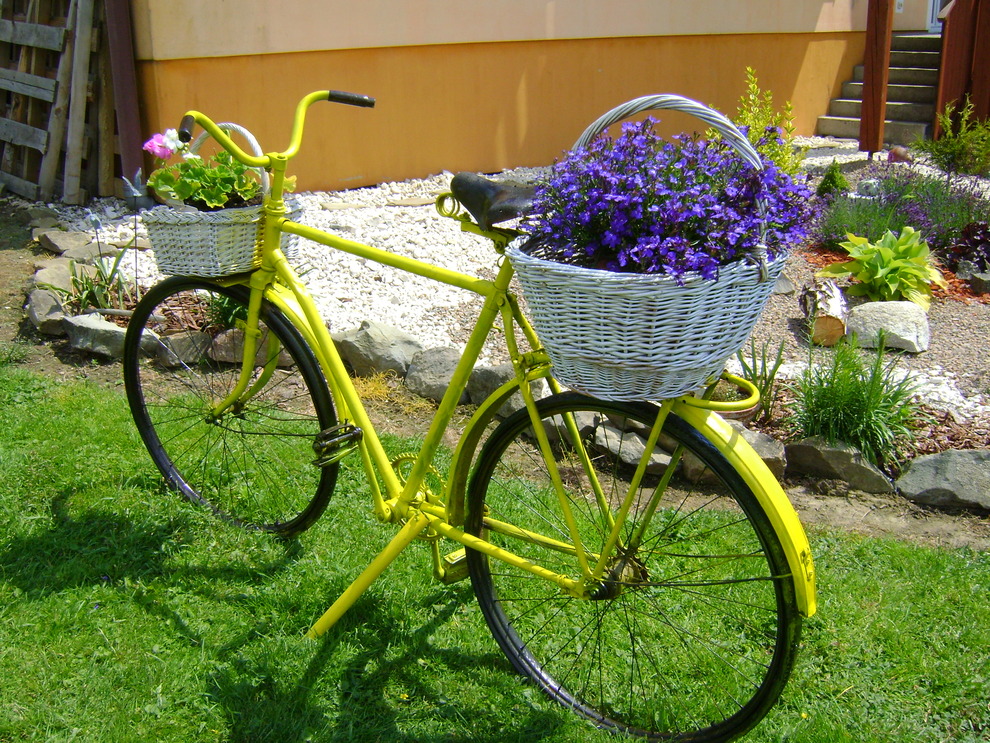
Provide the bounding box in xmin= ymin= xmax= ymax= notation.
xmin=0 ymin=363 xmax=988 ymax=742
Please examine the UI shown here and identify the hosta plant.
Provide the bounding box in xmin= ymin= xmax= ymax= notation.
xmin=817 ymin=226 xmax=947 ymax=310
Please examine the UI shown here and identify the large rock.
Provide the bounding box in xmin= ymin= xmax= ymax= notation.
xmin=785 ymin=436 xmax=894 ymax=493
xmin=38 ymin=230 xmax=92 ymax=256
xmin=30 ymin=260 xmax=74 ymax=292
xmin=62 ymin=241 xmax=121 ymax=265
xmin=209 ymin=328 xmax=293 ymax=367
xmin=63 ymin=314 xmax=127 ymax=358
xmin=466 ymin=363 xmax=549 ymax=417
xmin=26 ymin=288 xmax=66 ymax=336
xmin=594 ymin=424 xmax=672 ymax=475
xmin=156 ymin=330 xmax=212 ymax=367
xmin=896 ymin=449 xmax=990 ymax=510
xmin=405 ymin=347 xmax=465 ymax=403
xmin=333 ymin=320 xmax=424 ymax=376
xmin=845 ymin=301 xmax=930 ymax=352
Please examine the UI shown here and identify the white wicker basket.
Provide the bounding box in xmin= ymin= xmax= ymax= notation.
xmin=509 ymin=242 xmax=785 ymax=400
xmin=144 ymin=201 xmax=301 ymax=277
xmin=509 ymin=95 xmax=785 ymax=401
xmin=143 ymin=123 xmax=301 ymax=277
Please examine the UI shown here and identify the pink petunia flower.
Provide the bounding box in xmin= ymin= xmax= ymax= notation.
xmin=143 ymin=133 xmax=174 ymax=160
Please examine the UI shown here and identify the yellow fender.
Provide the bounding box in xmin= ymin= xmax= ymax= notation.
xmin=673 ymin=401 xmax=817 ymax=618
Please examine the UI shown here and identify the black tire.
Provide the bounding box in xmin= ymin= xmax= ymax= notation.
xmin=123 ymin=277 xmax=337 ymax=537
xmin=466 ymin=392 xmax=801 ymax=741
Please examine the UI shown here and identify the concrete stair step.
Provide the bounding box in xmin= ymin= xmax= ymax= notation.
xmin=828 ymin=98 xmax=935 ymax=122
xmin=841 ymin=81 xmax=937 ymax=103
xmin=890 ymin=32 xmax=942 ymax=52
xmin=889 ymin=49 xmax=941 ymax=68
xmin=816 ymin=115 xmax=929 ymax=146
xmin=854 ymin=64 xmax=940 ymax=86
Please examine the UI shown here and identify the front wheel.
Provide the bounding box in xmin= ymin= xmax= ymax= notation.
xmin=122 ymin=277 xmax=338 ymax=537
xmin=465 ymin=393 xmax=801 ymax=741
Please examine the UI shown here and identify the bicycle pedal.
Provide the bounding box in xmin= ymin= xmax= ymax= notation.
xmin=439 ymin=548 xmax=470 ymax=584
xmin=312 ymin=423 xmax=363 ymax=467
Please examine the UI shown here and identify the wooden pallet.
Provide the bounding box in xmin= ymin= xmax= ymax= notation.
xmin=0 ymin=0 xmax=140 ymax=204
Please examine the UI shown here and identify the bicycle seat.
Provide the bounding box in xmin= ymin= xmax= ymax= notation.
xmin=450 ymin=172 xmax=535 ymax=230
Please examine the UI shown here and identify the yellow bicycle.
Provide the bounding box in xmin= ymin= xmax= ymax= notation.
xmin=123 ymin=90 xmax=816 ymax=741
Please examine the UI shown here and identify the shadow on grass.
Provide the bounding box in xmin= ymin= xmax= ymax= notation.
xmin=0 ymin=494 xmax=181 ymax=596
xmin=204 ymin=587 xmax=568 ymax=743
xmin=0 ymin=490 xmax=306 ymax=597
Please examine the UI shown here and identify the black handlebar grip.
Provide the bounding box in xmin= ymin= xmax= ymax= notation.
xmin=178 ymin=114 xmax=196 ymax=143
xmin=328 ymin=90 xmax=376 ymax=108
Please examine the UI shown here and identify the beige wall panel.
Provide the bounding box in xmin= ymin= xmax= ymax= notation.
xmin=137 ymin=34 xmax=865 ymax=192
xmin=131 ymin=0 xmax=868 ymax=59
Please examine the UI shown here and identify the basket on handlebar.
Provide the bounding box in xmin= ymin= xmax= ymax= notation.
xmin=508 ymin=95 xmax=802 ymax=401
xmin=143 ymin=123 xmax=301 ymax=277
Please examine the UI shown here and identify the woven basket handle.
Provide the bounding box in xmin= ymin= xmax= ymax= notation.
xmin=572 ymin=94 xmax=762 ymax=170
xmin=189 ymin=122 xmax=271 ymax=193
xmin=572 ymin=95 xmax=771 ymax=274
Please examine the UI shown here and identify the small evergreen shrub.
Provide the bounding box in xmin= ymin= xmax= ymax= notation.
xmin=791 ymin=336 xmax=922 ymax=469
xmin=731 ymin=67 xmax=807 ymax=176
xmin=815 ymin=159 xmax=850 ymax=199
xmin=913 ymin=97 xmax=990 ymax=177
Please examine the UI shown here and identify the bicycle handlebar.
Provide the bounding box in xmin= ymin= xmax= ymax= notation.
xmin=176 ymin=89 xmax=376 ymax=170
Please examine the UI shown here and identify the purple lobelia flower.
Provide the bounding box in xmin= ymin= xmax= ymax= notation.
xmin=524 ymin=118 xmax=812 ymax=281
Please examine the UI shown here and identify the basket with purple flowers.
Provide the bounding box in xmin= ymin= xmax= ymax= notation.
xmin=509 ymin=95 xmax=811 ymax=400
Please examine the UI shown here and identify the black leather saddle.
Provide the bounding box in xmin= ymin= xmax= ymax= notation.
xmin=449 ymin=172 xmax=535 ymax=230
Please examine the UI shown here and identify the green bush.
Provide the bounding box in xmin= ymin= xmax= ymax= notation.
xmin=791 ymin=336 xmax=922 ymax=468
xmin=913 ymin=96 xmax=990 ymax=177
xmin=817 ymin=226 xmax=947 ymax=311
xmin=815 ymin=159 xmax=850 ymax=199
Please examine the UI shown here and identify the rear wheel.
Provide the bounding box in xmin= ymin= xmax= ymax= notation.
xmin=123 ymin=277 xmax=337 ymax=537
xmin=466 ymin=392 xmax=801 ymax=741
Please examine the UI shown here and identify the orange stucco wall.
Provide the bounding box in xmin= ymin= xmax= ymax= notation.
xmin=137 ymin=33 xmax=865 ymax=191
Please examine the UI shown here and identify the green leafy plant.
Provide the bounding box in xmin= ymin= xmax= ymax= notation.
xmin=143 ymin=129 xmax=262 ymax=210
xmin=731 ymin=67 xmax=807 ymax=176
xmin=208 ymin=293 xmax=249 ymax=328
xmin=913 ymin=96 xmax=990 ymax=177
xmin=817 ymin=226 xmax=947 ymax=311
xmin=815 ymin=159 xmax=850 ymax=199
xmin=791 ymin=335 xmax=923 ymax=469
xmin=41 ymin=245 xmax=134 ymax=315
xmin=735 ymin=337 xmax=787 ymax=422
xmin=70 ymin=251 xmax=134 ymax=314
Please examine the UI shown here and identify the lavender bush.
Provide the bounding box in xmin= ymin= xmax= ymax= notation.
xmin=813 ymin=162 xmax=990 ymax=255
xmin=524 ymin=118 xmax=812 ymax=280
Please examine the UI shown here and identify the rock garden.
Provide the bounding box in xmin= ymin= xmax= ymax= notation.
xmin=3 ymin=112 xmax=990 ymax=547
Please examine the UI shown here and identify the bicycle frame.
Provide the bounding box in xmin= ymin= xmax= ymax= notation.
xmin=178 ymin=91 xmax=817 ymax=640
